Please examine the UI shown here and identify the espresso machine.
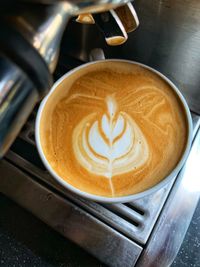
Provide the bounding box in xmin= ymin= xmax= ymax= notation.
xmin=0 ymin=1 xmax=200 ymax=266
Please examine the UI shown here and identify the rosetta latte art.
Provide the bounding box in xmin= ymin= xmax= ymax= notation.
xmin=41 ymin=64 xmax=187 ymax=197
xmin=73 ymin=95 xmax=149 ymax=194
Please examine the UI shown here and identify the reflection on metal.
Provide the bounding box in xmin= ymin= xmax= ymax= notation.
xmin=8 ymin=3 xmax=71 ymax=73
xmin=0 ymin=0 xmax=133 ymax=157
xmin=8 ymin=0 xmax=130 ymax=14
xmin=62 ymin=0 xmax=200 ymax=114
xmin=0 ymin=160 xmax=142 ymax=267
xmin=0 ymin=55 xmax=38 ymax=158
xmin=115 ymin=2 xmax=139 ymax=33
xmin=136 ymin=125 xmax=200 ymax=267
xmin=0 ymin=111 xmax=199 ymax=266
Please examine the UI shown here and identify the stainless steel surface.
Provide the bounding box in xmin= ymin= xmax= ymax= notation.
xmin=0 ymin=0 xmax=131 ymax=156
xmin=4 ymin=146 xmax=174 ymax=245
xmin=132 ymin=0 xmax=200 ymax=115
xmin=0 ymin=110 xmax=200 ymax=267
xmin=0 ymin=160 xmax=142 ymax=267
xmin=0 ymin=0 xmax=199 ymax=259
xmin=136 ymin=122 xmax=200 ymax=267
xmin=7 ymin=112 xmax=200 ymax=243
xmin=63 ymin=0 xmax=200 ymax=114
xmin=76 ymin=13 xmax=95 ymax=24
xmin=19 ymin=0 xmax=129 ymax=14
xmin=115 ymin=2 xmax=139 ymax=33
xmin=75 ymin=3 xmax=139 ymax=45
xmin=0 ymin=108 xmax=198 ymax=266
xmin=0 ymin=54 xmax=38 ymax=158
xmin=7 ymin=3 xmax=71 ymax=73
xmin=93 ymin=10 xmax=128 ymax=46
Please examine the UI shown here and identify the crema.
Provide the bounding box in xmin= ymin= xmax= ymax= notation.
xmin=40 ymin=61 xmax=187 ymax=197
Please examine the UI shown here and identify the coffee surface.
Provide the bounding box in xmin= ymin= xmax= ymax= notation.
xmin=40 ymin=61 xmax=187 ymax=197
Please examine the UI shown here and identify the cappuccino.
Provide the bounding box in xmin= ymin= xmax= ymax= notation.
xmin=40 ymin=61 xmax=187 ymax=197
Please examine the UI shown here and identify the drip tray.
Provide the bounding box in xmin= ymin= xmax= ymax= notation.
xmin=0 ymin=109 xmax=200 ymax=267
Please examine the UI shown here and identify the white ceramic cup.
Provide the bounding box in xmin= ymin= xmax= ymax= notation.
xmin=36 ymin=58 xmax=193 ymax=203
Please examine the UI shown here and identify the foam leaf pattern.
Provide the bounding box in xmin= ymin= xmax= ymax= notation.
xmin=73 ymin=95 xmax=149 ymax=182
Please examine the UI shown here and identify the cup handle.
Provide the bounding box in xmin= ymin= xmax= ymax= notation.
xmin=89 ymin=48 xmax=105 ymax=61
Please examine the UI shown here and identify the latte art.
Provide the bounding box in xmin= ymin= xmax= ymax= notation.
xmin=73 ymin=96 xmax=149 ymax=195
xmin=40 ymin=61 xmax=187 ymax=197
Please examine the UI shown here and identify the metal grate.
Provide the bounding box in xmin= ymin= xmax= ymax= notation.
xmin=7 ymin=110 xmax=198 ymax=245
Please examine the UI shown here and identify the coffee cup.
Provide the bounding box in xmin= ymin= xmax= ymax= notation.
xmin=36 ymin=54 xmax=192 ymax=203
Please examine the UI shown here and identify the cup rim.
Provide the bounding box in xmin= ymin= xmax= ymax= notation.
xmin=35 ymin=59 xmax=193 ymax=203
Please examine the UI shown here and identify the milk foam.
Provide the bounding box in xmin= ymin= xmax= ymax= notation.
xmin=41 ymin=62 xmax=187 ymax=197
xmin=73 ymin=95 xmax=149 ymax=193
